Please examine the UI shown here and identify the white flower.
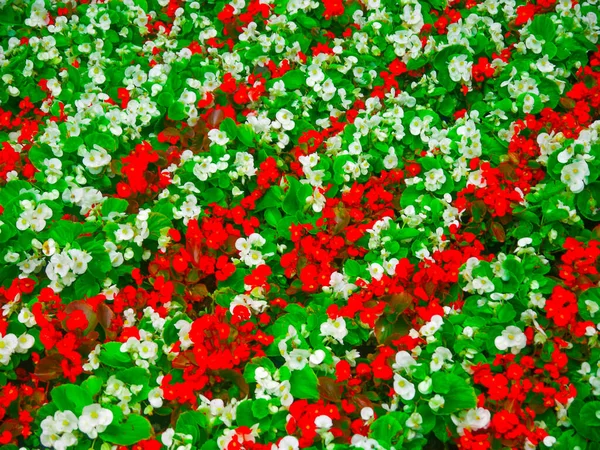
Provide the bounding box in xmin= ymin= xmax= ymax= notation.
xmin=392 ymin=351 xmax=418 ymax=372
xmin=287 ymin=349 xmax=311 ymax=371
xmin=430 ymin=347 xmax=453 ymax=372
xmin=18 ymin=308 xmax=37 ymax=327
xmin=420 ymin=315 xmax=444 ymax=337
xmin=81 ymin=145 xmax=111 ymax=174
xmin=162 ymin=428 xmax=175 ymax=447
xmin=208 ymin=129 xmax=230 ymax=146
xmin=275 ymin=109 xmax=295 ymax=131
xmin=309 ymin=349 xmax=326 ymax=365
xmin=115 ymin=223 xmax=135 ymax=242
xmin=274 ymin=436 xmax=299 ymax=450
xmin=44 ymin=158 xmax=63 ymax=184
xmin=78 ymin=404 xmax=113 ymax=439
xmin=0 ymin=333 xmax=18 ymax=364
xmin=406 ymin=412 xmax=423 ymax=430
xmin=320 ymin=317 xmax=348 ymax=344
xmin=448 ymin=55 xmax=473 ymax=83
xmin=495 ymin=326 xmax=527 ymax=354
xmin=423 ymin=168 xmax=446 ymax=192
xmin=105 ymin=376 xmax=127 ymax=397
xmin=429 ymin=394 xmax=445 ymax=411
xmin=314 ymin=415 xmax=333 ymax=430
xmin=14 ymin=333 xmax=35 ymax=353
xmin=393 ymin=374 xmax=416 ymax=400
xmin=306 ymin=64 xmax=324 ymax=87
xmin=68 ymin=249 xmax=92 ymax=275
xmin=193 ymin=156 xmax=219 ymax=181
xmin=54 ymin=411 xmax=78 ymax=433
xmin=561 ymin=158 xmax=590 ymax=193
xmin=383 ymin=148 xmax=398 ymax=169
xmin=137 ymin=340 xmax=158 ymax=359
xmin=361 ymin=407 xmax=374 ymax=421
xmin=148 ymin=387 xmax=164 ymax=408
xmin=472 ymin=276 xmax=495 ymax=294
xmin=368 ymin=263 xmax=385 ymax=281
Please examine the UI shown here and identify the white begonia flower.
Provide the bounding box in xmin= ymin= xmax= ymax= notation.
xmin=14 ymin=333 xmax=35 ymax=353
xmin=274 ymin=436 xmax=299 ymax=450
xmin=81 ymin=145 xmax=111 ymax=174
xmin=44 ymin=158 xmax=63 ymax=184
xmin=148 ymin=387 xmax=164 ymax=408
xmin=392 ymin=351 xmax=418 ymax=372
xmin=452 ymin=407 xmax=491 ymax=434
xmin=162 ymin=428 xmax=175 ymax=447
xmin=561 ymin=158 xmax=590 ymax=193
xmin=138 ymin=340 xmax=158 ymax=359
xmin=314 ymin=415 xmax=333 ymax=430
xmin=320 ymin=317 xmax=348 ymax=344
xmin=208 ymin=128 xmax=230 ymax=146
xmin=54 ymin=411 xmax=78 ymax=434
xmin=383 ymin=148 xmax=398 ymax=169
xmin=585 ymin=300 xmax=599 ymax=317
xmin=275 ymin=109 xmax=295 ymax=131
xmin=287 ymin=348 xmax=311 ymax=371
xmin=105 ymin=376 xmax=127 ymax=397
xmin=448 ymin=55 xmax=473 ymax=83
xmin=309 ymin=349 xmax=326 ymax=365
xmin=361 ymin=407 xmax=374 ymax=421
xmin=495 ymin=326 xmax=527 ymax=354
xmin=429 ymin=394 xmax=445 ymax=411
xmin=472 ymin=276 xmax=495 ymax=294
xmin=430 ymin=346 xmax=453 ymax=372
xmin=306 ymin=64 xmax=325 ymax=87
xmin=525 ymin=35 xmax=544 ymax=54
xmin=420 ymin=315 xmax=444 ymax=337
xmin=78 ymin=404 xmax=114 ymax=439
xmin=423 ymin=168 xmax=446 ymax=191
xmin=18 ymin=308 xmax=37 ymax=327
xmin=68 ymin=249 xmax=92 ymax=275
xmin=115 ymin=223 xmax=135 ymax=242
xmin=368 ymin=263 xmax=385 ymax=281
xmin=393 ymin=373 xmax=416 ymax=400
xmin=406 ymin=412 xmax=423 ymax=430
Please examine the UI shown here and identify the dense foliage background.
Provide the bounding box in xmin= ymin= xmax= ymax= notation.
xmin=1 ymin=0 xmax=600 ymax=448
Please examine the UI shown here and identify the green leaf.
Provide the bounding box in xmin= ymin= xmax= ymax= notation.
xmin=115 ymin=367 xmax=149 ymax=385
xmin=51 ymin=384 xmax=93 ymax=415
xmin=282 ymin=70 xmax=304 ymax=89
xmin=100 ymin=414 xmax=153 ymax=445
xmin=102 ymin=198 xmax=129 ymax=216
xmin=64 ymin=136 xmax=84 ymax=153
xmin=176 ymin=410 xmax=208 ymax=443
xmin=81 ymin=376 xmax=104 ymax=398
xmin=238 ymin=124 xmax=255 ymax=147
xmin=431 ymin=373 xmax=477 ymax=414
xmin=580 ymin=401 xmax=600 ymax=428
xmin=496 ymin=303 xmax=516 ymax=323
xmin=84 ymin=132 xmax=117 ymax=151
xmin=168 ymin=102 xmax=187 ymax=121
xmin=370 ymin=415 xmax=403 ymax=448
xmin=530 ymin=14 xmax=556 ymax=42
xmin=571 ymin=398 xmax=600 ymax=441
xmin=290 ymin=366 xmax=319 ymax=400
xmin=251 ymin=398 xmax=270 ymax=419
xmin=99 ymin=342 xmax=133 ymax=368
xmin=148 ymin=213 xmax=172 ymax=239
xmin=220 ymin=117 xmax=238 ymax=139
xmin=236 ymin=400 xmax=256 ymax=426
xmin=158 ymin=92 xmax=174 ymax=107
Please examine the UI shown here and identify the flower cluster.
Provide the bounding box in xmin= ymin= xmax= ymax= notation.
xmin=1 ymin=0 xmax=600 ymax=448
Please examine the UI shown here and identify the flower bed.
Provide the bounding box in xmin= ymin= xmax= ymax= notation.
xmin=1 ymin=0 xmax=600 ymax=448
